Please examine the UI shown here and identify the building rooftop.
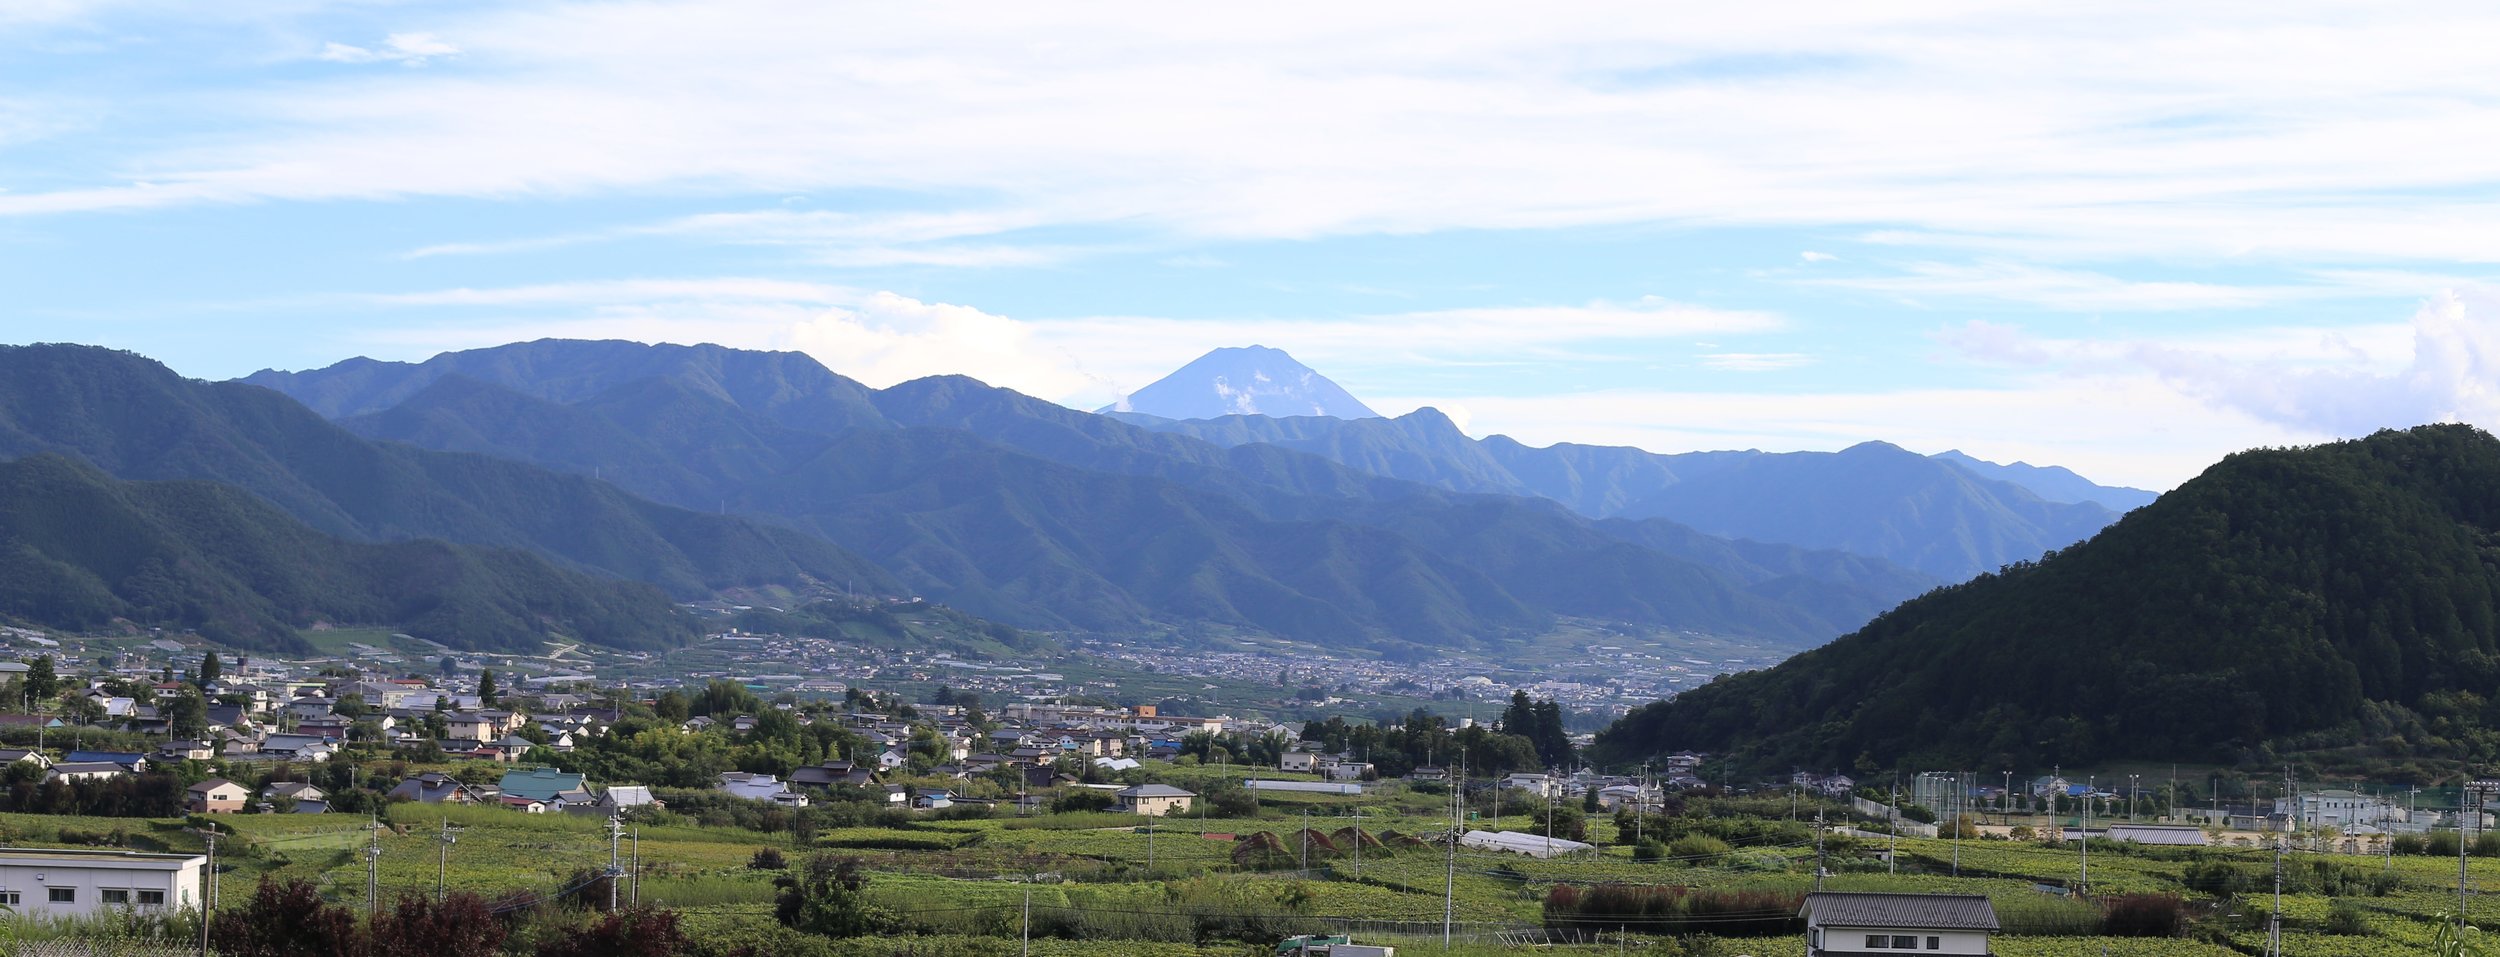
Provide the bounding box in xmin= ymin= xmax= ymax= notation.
xmin=1802 ymin=892 xmax=2000 ymax=931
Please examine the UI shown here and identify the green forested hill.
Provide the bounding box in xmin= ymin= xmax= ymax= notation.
xmin=0 ymin=344 xmax=895 ymax=599
xmin=1593 ymin=425 xmax=2500 ymax=771
xmin=0 ymin=455 xmax=698 ymax=653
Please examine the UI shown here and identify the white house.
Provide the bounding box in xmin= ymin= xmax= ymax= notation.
xmin=1280 ymin=750 xmax=1321 ymax=773
xmin=718 ymin=772 xmax=809 ymax=808
xmin=0 ymin=848 xmax=204 ymax=918
xmin=1803 ymin=892 xmax=1999 ymax=956
xmin=1500 ymin=773 xmax=1556 ymax=798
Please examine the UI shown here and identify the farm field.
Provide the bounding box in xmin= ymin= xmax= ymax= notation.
xmin=14 ymin=784 xmax=2500 ymax=955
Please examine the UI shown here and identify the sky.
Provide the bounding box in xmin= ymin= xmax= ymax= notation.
xmin=7 ymin=3 xmax=2500 ymax=489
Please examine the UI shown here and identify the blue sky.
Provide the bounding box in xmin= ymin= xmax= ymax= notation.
xmin=7 ymin=2 xmax=2500 ymax=488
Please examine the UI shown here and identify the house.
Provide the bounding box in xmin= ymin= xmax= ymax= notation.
xmin=913 ymin=789 xmax=954 ymax=810
xmin=1280 ymin=750 xmax=1321 ymax=773
xmin=1802 ymin=892 xmax=1999 ymax=957
xmin=876 ymin=748 xmax=909 ymax=771
xmin=719 ymin=772 xmax=809 ymax=808
xmin=598 ymin=786 xmax=662 ymax=812
xmin=184 ymin=779 xmax=249 ymax=813
xmin=153 ymin=740 xmax=213 ymax=762
xmin=1114 ymin=784 xmax=1195 ymax=817
xmin=261 ymin=782 xmax=326 ymax=812
xmin=498 ymin=768 xmax=587 ymax=805
xmin=1323 ymin=762 xmax=1373 ymax=782
xmin=44 ymin=762 xmax=130 ymax=784
xmin=0 ymin=848 xmax=204 ymax=916
xmin=1501 ymin=773 xmax=1556 ymax=798
xmin=1407 ymin=767 xmax=1449 ymax=783
xmin=64 ymin=751 xmax=149 ymax=774
xmin=255 ymin=735 xmax=334 ymax=761
xmin=386 ymin=772 xmax=482 ymax=804
xmin=790 ymin=761 xmax=877 ymax=790
xmin=0 ymin=749 xmax=53 ymax=770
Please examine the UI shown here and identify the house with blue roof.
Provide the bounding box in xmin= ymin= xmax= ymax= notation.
xmin=497 ymin=767 xmax=586 ymax=804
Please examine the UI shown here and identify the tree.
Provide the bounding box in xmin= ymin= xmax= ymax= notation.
xmin=653 ymin=691 xmax=690 ymax=723
xmin=536 ymin=907 xmax=688 ymax=957
xmin=371 ymin=892 xmax=506 ymax=957
xmin=199 ymin=650 xmax=222 ymax=686
xmin=23 ymin=656 xmax=56 ymax=702
xmin=167 ymin=688 xmax=210 ymax=740
xmin=775 ymin=854 xmax=890 ymax=938
xmin=211 ymin=878 xmax=363 ymax=957
xmin=479 ymin=669 xmax=498 ymax=706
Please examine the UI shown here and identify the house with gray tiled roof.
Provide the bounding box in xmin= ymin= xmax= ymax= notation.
xmin=1802 ymin=892 xmax=1998 ymax=956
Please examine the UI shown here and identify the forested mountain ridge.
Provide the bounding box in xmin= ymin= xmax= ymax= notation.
xmin=1113 ymin=408 xmax=2121 ymax=581
xmin=250 ymin=339 xmax=1937 ymax=653
xmin=0 ymin=454 xmax=697 ymax=653
xmin=1591 ymin=425 xmax=2500 ymax=772
xmin=0 ymin=344 xmax=896 ymax=599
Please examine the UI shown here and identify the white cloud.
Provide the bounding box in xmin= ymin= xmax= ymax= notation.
xmin=2134 ymin=288 xmax=2500 ymax=436
xmin=317 ymin=32 xmax=459 ymax=66
xmin=1809 ymin=262 xmax=2315 ymax=311
xmin=12 ymin=1 xmax=2500 ymax=269
xmin=1799 ymin=251 xmax=1837 ymax=263
xmin=1700 ymin=352 xmax=1814 ymax=372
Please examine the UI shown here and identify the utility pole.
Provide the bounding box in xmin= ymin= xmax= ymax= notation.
xmin=1022 ymin=882 xmax=1032 ymax=957
xmin=365 ymin=820 xmax=383 ymax=922
xmin=1300 ymin=808 xmax=1309 ymax=873
xmin=196 ymin=829 xmax=220 ymax=957
xmin=2269 ymin=834 xmax=2284 ymax=957
xmin=607 ymin=815 xmax=625 ymax=913
xmin=436 ymin=820 xmax=460 ymax=901
xmin=1353 ymin=805 xmax=1363 ymax=877
xmin=1444 ymin=756 xmax=1460 ymax=952
xmin=632 ymin=828 xmax=641 ymax=905
xmin=1813 ymin=807 xmax=1826 ymax=892
xmin=1887 ymin=783 xmax=1897 ymax=875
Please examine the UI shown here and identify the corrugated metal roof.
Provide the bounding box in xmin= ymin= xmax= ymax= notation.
xmin=1802 ymin=892 xmax=2000 ymax=930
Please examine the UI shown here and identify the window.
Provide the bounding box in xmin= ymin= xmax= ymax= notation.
xmin=1893 ymin=936 xmax=1918 ymax=948
xmin=1928 ymin=936 xmax=1941 ymax=949
xmin=0 ymin=891 xmax=17 ymax=906
xmin=1866 ymin=936 xmax=1891 ymax=949
xmin=99 ymin=889 xmax=128 ymax=904
xmin=48 ymin=887 xmax=74 ymax=903
xmin=136 ymin=890 xmax=164 ymax=906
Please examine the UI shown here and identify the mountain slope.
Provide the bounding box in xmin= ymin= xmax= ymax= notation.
xmin=0 ymin=344 xmax=894 ymax=599
xmin=1617 ymin=441 xmax=2119 ymax=581
xmin=256 ymin=340 xmax=1938 ymax=652
xmin=1114 ymin=409 xmax=2115 ymax=582
xmin=1931 ymin=450 xmax=2159 ymax=512
xmin=1101 ymin=345 xmax=1381 ymax=419
xmin=1592 ymin=424 xmax=2500 ymax=771
xmin=0 ymin=454 xmax=696 ymax=654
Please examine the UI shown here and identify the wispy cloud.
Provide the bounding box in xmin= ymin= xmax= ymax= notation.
xmin=1700 ymin=352 xmax=1814 ymax=372
xmin=317 ymin=32 xmax=458 ymax=66
xmin=1808 ymin=262 xmax=2315 ymax=311
xmin=11 ymin=3 xmax=2500 ymax=269
xmin=1932 ymin=289 xmax=2500 ymax=439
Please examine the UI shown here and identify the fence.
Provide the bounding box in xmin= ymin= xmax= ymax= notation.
xmin=6 ymin=940 xmax=206 ymax=957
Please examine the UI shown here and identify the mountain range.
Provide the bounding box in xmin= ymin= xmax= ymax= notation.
xmin=1591 ymin=424 xmax=2500 ymax=772
xmin=242 ymin=339 xmax=1935 ymax=655
xmin=1109 ymin=404 xmax=2146 ymax=582
xmin=0 ymin=453 xmax=695 ymax=654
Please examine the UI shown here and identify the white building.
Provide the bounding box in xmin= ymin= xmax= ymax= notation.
xmin=0 ymin=848 xmax=205 ymax=919
xmin=1458 ymin=830 xmax=1592 ymax=858
xmin=2280 ymin=789 xmax=2404 ymax=829
xmin=1804 ymin=892 xmax=1999 ymax=956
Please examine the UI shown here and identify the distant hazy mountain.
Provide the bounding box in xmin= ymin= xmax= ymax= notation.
xmin=252 ymin=340 xmax=1937 ymax=654
xmin=1931 ymin=450 xmax=2158 ymax=512
xmin=0 ymin=454 xmax=695 ymax=654
xmin=1112 ymin=408 xmax=2118 ymax=582
xmin=0 ymin=344 xmax=893 ymax=601
xmin=1101 ymin=346 xmax=1381 ymax=420
xmin=1595 ymin=425 xmax=2500 ymax=771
